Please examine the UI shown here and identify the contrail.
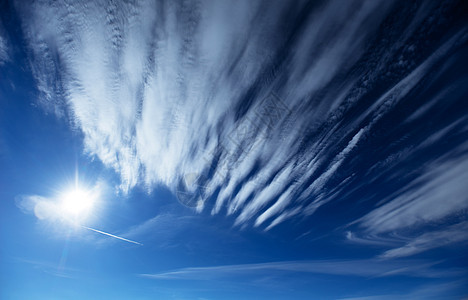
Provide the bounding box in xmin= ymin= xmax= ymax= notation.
xmin=81 ymin=225 xmax=143 ymax=246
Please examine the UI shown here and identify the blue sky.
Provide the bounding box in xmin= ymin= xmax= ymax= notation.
xmin=1 ymin=0 xmax=468 ymax=299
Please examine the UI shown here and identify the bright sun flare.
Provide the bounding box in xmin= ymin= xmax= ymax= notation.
xmin=60 ymin=187 xmax=97 ymax=221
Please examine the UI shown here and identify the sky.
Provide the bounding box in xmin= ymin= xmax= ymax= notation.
xmin=0 ymin=0 xmax=467 ymax=299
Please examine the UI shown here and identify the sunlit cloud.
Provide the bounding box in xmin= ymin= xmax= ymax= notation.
xmin=2 ymin=1 xmax=467 ymax=299
xmin=15 ymin=182 xmax=142 ymax=246
xmin=16 ymin=183 xmax=102 ymax=226
xmin=16 ymin=194 xmax=66 ymax=223
xmin=15 ymin=0 xmax=468 ymax=240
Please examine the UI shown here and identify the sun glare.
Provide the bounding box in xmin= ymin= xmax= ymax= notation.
xmin=60 ymin=187 xmax=97 ymax=222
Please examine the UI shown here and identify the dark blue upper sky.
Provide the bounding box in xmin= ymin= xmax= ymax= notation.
xmin=1 ymin=1 xmax=468 ymax=299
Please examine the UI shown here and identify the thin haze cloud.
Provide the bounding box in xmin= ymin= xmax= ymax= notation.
xmin=0 ymin=22 xmax=9 ymax=65
xmin=0 ymin=35 xmax=9 ymax=65
xmin=140 ymin=259 xmax=464 ymax=280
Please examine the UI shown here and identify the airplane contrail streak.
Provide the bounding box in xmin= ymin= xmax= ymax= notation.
xmin=81 ymin=225 xmax=143 ymax=246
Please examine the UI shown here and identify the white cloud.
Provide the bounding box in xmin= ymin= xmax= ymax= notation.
xmin=16 ymin=194 xmax=65 ymax=223
xmin=339 ymin=280 xmax=467 ymax=300
xmin=118 ymin=213 xmax=195 ymax=244
xmin=16 ymin=0 xmax=468 ymax=229
xmin=358 ymin=150 xmax=468 ymax=234
xmin=345 ymin=231 xmax=404 ymax=247
xmin=346 ymin=139 xmax=468 ymax=258
xmin=0 ymin=34 xmax=9 ymax=65
xmin=0 ymin=21 xmax=9 ymax=66
xmin=140 ymin=258 xmax=463 ymax=280
xmin=347 ymin=221 xmax=468 ymax=259
xmin=379 ymin=221 xmax=468 ymax=259
xmin=15 ymin=179 xmax=107 ymax=224
xmin=15 ymin=188 xmax=143 ymax=245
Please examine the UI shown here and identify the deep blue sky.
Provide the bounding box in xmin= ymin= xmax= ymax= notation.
xmin=1 ymin=1 xmax=468 ymax=299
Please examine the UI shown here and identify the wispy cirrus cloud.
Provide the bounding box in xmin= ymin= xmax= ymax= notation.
xmin=357 ymin=149 xmax=468 ymax=235
xmin=0 ymin=22 xmax=10 ymax=65
xmin=0 ymin=37 xmax=8 ymax=65
xmin=13 ymin=257 xmax=84 ymax=279
xmin=15 ymin=0 xmax=468 ymax=236
xmin=116 ymin=213 xmax=196 ymax=248
xmin=339 ymin=279 xmax=468 ymax=300
xmin=346 ymin=140 xmax=468 ymax=258
xmin=342 ymin=133 xmax=468 ymax=255
xmin=140 ymin=259 xmax=464 ymax=280
xmin=379 ymin=221 xmax=468 ymax=259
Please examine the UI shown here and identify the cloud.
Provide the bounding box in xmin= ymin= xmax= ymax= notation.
xmin=357 ymin=150 xmax=468 ymax=234
xmin=379 ymin=221 xmax=468 ymax=259
xmin=345 ymin=231 xmax=403 ymax=247
xmin=345 ymin=139 xmax=468 ymax=258
xmin=339 ymin=279 xmax=468 ymax=300
xmin=16 ymin=0 xmax=468 ymax=229
xmin=117 ymin=213 xmax=196 ymax=247
xmin=343 ymin=136 xmax=468 ymax=258
xmin=13 ymin=257 xmax=84 ymax=279
xmin=15 ymin=180 xmax=105 ymax=225
xmin=140 ymin=258 xmax=463 ymax=280
xmin=0 ymin=22 xmax=9 ymax=65
xmin=347 ymin=221 xmax=468 ymax=259
xmin=16 ymin=194 xmax=64 ymax=223
xmin=0 ymin=35 xmax=9 ymax=65
xmin=15 ymin=182 xmax=142 ymax=245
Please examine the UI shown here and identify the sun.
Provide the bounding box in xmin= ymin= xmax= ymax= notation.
xmin=59 ymin=187 xmax=98 ymax=222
